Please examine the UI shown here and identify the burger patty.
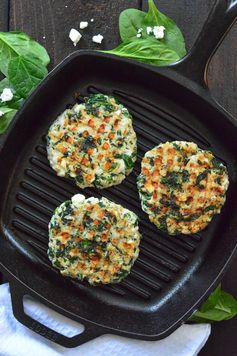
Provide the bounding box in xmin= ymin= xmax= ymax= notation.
xmin=48 ymin=194 xmax=141 ymax=285
xmin=137 ymin=141 xmax=229 ymax=235
xmin=47 ymin=94 xmax=137 ymax=188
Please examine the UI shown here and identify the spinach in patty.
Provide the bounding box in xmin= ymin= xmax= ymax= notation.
xmin=80 ymin=135 xmax=97 ymax=151
xmin=161 ymin=170 xmax=190 ymax=189
xmin=196 ymin=169 xmax=210 ymax=189
xmin=84 ymin=94 xmax=114 ymax=116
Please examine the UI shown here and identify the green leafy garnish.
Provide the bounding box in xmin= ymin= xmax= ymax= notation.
xmin=104 ymin=38 xmax=180 ymax=66
xmin=144 ymin=0 xmax=186 ymax=57
xmin=0 ymin=31 xmax=49 ymax=76
xmin=8 ymin=55 xmax=48 ymax=99
xmin=104 ymin=0 xmax=186 ymax=66
xmin=119 ymin=9 xmax=146 ymax=42
xmin=191 ymin=285 xmax=237 ymax=323
xmin=0 ymin=107 xmax=17 ymax=134
xmin=0 ymin=31 xmax=50 ymax=134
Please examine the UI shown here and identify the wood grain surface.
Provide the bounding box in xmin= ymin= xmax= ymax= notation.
xmin=0 ymin=0 xmax=8 ymax=32
xmin=9 ymin=0 xmax=139 ymax=68
xmin=144 ymin=0 xmax=237 ymax=120
xmin=0 ymin=1 xmax=237 ymax=355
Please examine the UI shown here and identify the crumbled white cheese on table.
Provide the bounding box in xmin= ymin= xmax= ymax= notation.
xmin=92 ymin=34 xmax=103 ymax=44
xmin=69 ymin=28 xmax=82 ymax=46
xmin=80 ymin=21 xmax=88 ymax=29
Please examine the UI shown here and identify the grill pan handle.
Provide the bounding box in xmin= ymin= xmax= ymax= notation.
xmin=9 ymin=282 xmax=104 ymax=348
xmin=173 ymin=0 xmax=237 ymax=85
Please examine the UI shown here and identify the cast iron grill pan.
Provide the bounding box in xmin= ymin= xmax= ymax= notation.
xmin=0 ymin=0 xmax=237 ymax=348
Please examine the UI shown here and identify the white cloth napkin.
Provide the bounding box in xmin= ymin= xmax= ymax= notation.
xmin=0 ymin=283 xmax=210 ymax=356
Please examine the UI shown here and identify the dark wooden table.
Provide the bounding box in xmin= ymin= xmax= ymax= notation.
xmin=0 ymin=1 xmax=236 ymax=355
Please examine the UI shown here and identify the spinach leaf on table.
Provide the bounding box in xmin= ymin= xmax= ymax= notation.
xmin=104 ymin=38 xmax=180 ymax=66
xmin=0 ymin=32 xmax=50 ymax=134
xmin=119 ymin=9 xmax=146 ymax=42
xmin=8 ymin=55 xmax=48 ymax=99
xmin=0 ymin=78 xmax=24 ymax=107
xmin=0 ymin=79 xmax=24 ymax=112
xmin=144 ymin=0 xmax=186 ymax=57
xmin=0 ymin=107 xmax=17 ymax=134
xmin=0 ymin=32 xmax=50 ymax=76
xmin=191 ymin=285 xmax=237 ymax=323
xmin=118 ymin=0 xmax=186 ymax=58
xmin=0 ymin=78 xmax=10 ymax=92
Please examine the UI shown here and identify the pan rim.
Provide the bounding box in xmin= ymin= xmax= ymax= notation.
xmin=1 ymin=50 xmax=237 ymax=342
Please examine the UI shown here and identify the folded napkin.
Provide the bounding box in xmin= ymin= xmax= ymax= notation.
xmin=0 ymin=283 xmax=210 ymax=356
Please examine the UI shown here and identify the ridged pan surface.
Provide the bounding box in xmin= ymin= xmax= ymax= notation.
xmin=1 ymin=52 xmax=237 ymax=338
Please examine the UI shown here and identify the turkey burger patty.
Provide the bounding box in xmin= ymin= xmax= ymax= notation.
xmin=47 ymin=94 xmax=137 ymax=188
xmin=48 ymin=194 xmax=141 ymax=285
xmin=137 ymin=141 xmax=229 ymax=235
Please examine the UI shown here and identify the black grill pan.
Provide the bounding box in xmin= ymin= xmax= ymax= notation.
xmin=1 ymin=0 xmax=237 ymax=348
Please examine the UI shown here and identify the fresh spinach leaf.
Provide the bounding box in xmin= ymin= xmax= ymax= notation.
xmin=0 ymin=31 xmax=50 ymax=76
xmin=0 ymin=78 xmax=10 ymax=92
xmin=191 ymin=285 xmax=237 ymax=323
xmin=104 ymin=38 xmax=180 ymax=66
xmin=8 ymin=55 xmax=47 ymax=98
xmin=0 ymin=79 xmax=24 ymax=110
xmin=0 ymin=32 xmax=50 ymax=134
xmin=119 ymin=9 xmax=146 ymax=42
xmin=144 ymin=0 xmax=186 ymax=57
xmin=0 ymin=107 xmax=17 ymax=134
xmin=118 ymin=0 xmax=186 ymax=58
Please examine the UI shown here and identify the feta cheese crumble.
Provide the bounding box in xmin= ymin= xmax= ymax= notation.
xmin=146 ymin=26 xmax=153 ymax=35
xmin=146 ymin=25 xmax=166 ymax=39
xmin=0 ymin=110 xmax=4 ymax=117
xmin=0 ymin=88 xmax=13 ymax=102
xmin=92 ymin=34 xmax=103 ymax=44
xmin=80 ymin=21 xmax=88 ymax=29
xmin=71 ymin=194 xmax=86 ymax=207
xmin=69 ymin=28 xmax=82 ymax=46
xmin=136 ymin=28 xmax=143 ymax=38
xmin=153 ymin=25 xmax=165 ymax=39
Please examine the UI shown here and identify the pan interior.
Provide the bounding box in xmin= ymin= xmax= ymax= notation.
xmin=1 ymin=53 xmax=237 ymax=334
